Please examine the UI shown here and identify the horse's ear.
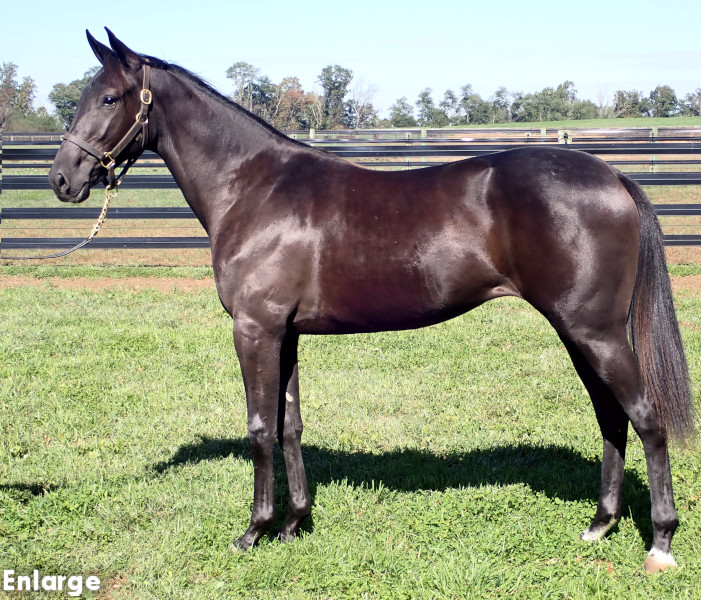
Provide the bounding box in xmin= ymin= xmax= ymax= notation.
xmin=105 ymin=28 xmax=141 ymax=73
xmin=86 ymin=30 xmax=112 ymax=66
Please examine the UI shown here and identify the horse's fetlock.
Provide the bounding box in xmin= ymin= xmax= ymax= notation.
xmin=654 ymin=513 xmax=679 ymax=535
xmin=289 ymin=497 xmax=312 ymax=517
xmin=251 ymin=510 xmax=275 ymax=532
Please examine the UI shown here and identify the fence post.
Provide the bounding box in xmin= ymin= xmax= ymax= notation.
xmin=309 ymin=128 xmax=315 ymax=140
xmin=650 ymin=126 xmax=658 ymax=173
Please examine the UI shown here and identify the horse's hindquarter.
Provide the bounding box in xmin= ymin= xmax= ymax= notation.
xmin=484 ymin=147 xmax=641 ymax=322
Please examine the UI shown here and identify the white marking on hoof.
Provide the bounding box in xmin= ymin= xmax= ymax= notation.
xmin=581 ymin=518 xmax=618 ymax=542
xmin=644 ymin=549 xmax=677 ymax=574
xmin=286 ymin=392 xmax=294 ymax=403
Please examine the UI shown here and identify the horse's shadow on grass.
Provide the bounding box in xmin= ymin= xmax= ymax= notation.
xmin=0 ymin=482 xmax=60 ymax=502
xmin=153 ymin=435 xmax=653 ymax=546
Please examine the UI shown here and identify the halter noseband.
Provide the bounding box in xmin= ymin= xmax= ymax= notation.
xmin=63 ymin=63 xmax=152 ymax=190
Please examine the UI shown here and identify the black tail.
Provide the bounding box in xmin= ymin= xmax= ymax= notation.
xmin=620 ymin=173 xmax=695 ymax=440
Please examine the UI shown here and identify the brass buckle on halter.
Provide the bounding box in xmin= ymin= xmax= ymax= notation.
xmin=100 ymin=153 xmax=116 ymax=170
xmin=140 ymin=89 xmax=153 ymax=105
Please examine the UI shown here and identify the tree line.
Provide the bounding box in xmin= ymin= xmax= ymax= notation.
xmin=2 ymin=59 xmax=700 ymax=133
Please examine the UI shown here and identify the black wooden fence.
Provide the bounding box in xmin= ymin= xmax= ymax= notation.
xmin=2 ymin=127 xmax=701 ymax=250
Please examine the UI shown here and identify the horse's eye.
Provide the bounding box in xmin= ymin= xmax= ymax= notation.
xmin=103 ymin=96 xmax=117 ymax=107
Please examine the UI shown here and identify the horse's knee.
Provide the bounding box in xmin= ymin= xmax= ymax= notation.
xmin=289 ymin=494 xmax=311 ymax=518
xmin=248 ymin=418 xmax=277 ymax=455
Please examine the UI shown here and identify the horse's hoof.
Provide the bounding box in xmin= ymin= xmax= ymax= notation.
xmin=277 ymin=529 xmax=300 ymax=544
xmin=644 ymin=549 xmax=677 ymax=574
xmin=581 ymin=517 xmax=618 ymax=542
xmin=231 ymin=535 xmax=255 ymax=552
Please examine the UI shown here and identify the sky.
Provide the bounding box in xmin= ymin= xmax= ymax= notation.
xmin=3 ymin=0 xmax=700 ymax=118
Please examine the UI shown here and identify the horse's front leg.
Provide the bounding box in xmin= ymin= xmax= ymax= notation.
xmin=231 ymin=315 xmax=285 ymax=550
xmin=277 ymin=332 xmax=311 ymax=541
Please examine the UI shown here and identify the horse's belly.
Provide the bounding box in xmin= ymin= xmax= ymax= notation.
xmin=293 ymin=259 xmax=511 ymax=335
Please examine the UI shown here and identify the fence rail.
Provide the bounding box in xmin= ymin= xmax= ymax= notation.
xmin=2 ymin=205 xmax=699 ymax=249
xmin=2 ymin=127 xmax=701 ymax=251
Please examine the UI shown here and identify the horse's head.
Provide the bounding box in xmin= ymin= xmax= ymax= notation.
xmin=49 ymin=29 xmax=151 ymax=203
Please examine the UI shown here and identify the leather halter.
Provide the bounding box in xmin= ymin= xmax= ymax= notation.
xmin=63 ymin=64 xmax=152 ymax=190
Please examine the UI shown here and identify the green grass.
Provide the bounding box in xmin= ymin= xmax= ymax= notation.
xmin=0 ymin=188 xmax=190 ymax=209
xmin=0 ymin=272 xmax=699 ymax=599
xmin=0 ymin=264 xmax=213 ymax=279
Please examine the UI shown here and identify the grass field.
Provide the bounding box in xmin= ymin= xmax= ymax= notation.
xmin=1 ymin=122 xmax=700 ymax=597
xmin=0 ymin=264 xmax=700 ymax=599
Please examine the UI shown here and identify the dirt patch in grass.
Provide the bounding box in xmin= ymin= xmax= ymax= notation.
xmin=666 ymin=247 xmax=701 ymax=265
xmin=672 ymin=274 xmax=701 ymax=295
xmin=0 ymin=275 xmax=216 ymax=293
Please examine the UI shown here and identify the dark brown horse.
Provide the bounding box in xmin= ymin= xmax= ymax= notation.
xmin=49 ymin=30 xmax=694 ymax=573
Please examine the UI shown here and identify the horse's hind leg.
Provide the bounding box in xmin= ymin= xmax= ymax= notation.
xmin=559 ymin=335 xmax=629 ymax=540
xmin=557 ymin=324 xmax=679 ymax=571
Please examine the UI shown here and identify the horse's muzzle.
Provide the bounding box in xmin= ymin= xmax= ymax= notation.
xmin=48 ymin=166 xmax=94 ymax=204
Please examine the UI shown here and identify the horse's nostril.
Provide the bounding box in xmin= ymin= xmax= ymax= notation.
xmin=55 ymin=171 xmax=68 ymax=192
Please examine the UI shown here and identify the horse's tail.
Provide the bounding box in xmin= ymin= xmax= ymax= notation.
xmin=620 ymin=173 xmax=695 ymax=440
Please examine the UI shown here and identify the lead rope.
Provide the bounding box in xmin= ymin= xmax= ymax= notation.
xmin=0 ymin=185 xmax=116 ymax=261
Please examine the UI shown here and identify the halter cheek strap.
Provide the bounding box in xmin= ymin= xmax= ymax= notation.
xmin=63 ymin=64 xmax=152 ymax=190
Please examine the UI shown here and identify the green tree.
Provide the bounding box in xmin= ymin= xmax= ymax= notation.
xmin=226 ymin=61 xmax=259 ymax=111
xmin=489 ymin=87 xmax=511 ymax=123
xmin=12 ymin=106 xmax=62 ymax=132
xmin=649 ymin=85 xmax=678 ymax=117
xmin=613 ymin=89 xmax=651 ymax=118
xmin=569 ymin=99 xmax=598 ymax=120
xmin=439 ymin=89 xmax=461 ymax=125
xmin=268 ymin=76 xmax=303 ymax=129
xmin=49 ymin=67 xmax=100 ymax=129
xmin=0 ymin=62 xmax=19 ymax=130
xmin=223 ymin=62 xmax=335 ymax=131
xmin=347 ymin=80 xmax=378 ymax=129
xmin=388 ymin=96 xmax=417 ymax=127
xmin=1 ymin=62 xmax=38 ymax=131
xmin=459 ymin=84 xmax=490 ymax=124
xmin=248 ymin=75 xmax=277 ymax=121
xmin=415 ymin=88 xmax=435 ymax=126
xmin=273 ymin=77 xmax=325 ymax=130
xmin=681 ymin=89 xmax=701 ymax=116
xmin=317 ymin=65 xmax=353 ymax=129
xmin=345 ymin=98 xmax=378 ymax=129
xmin=415 ymin=88 xmax=449 ymax=127
xmin=14 ymin=75 xmax=36 ymax=118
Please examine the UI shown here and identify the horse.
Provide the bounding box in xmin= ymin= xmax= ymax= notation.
xmin=48 ymin=29 xmax=694 ymax=573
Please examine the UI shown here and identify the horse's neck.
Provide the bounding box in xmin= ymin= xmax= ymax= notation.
xmin=149 ymin=69 xmax=291 ymax=233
